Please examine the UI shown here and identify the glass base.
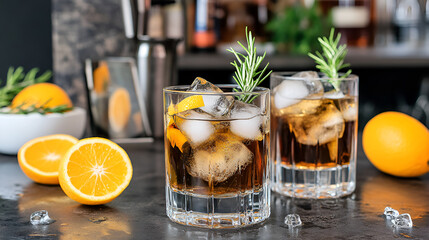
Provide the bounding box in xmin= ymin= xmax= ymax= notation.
xmin=272 ymin=164 xmax=355 ymax=199
xmin=166 ymin=183 xmax=270 ymax=229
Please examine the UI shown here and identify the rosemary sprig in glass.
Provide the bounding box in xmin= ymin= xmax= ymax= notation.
xmin=0 ymin=67 xmax=52 ymax=108
xmin=308 ymin=28 xmax=352 ymax=91
xmin=227 ymin=27 xmax=272 ymax=103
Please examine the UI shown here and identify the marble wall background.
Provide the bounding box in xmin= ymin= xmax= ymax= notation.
xmin=52 ymin=0 xmax=134 ymax=107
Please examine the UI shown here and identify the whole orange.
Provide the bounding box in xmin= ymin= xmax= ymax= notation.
xmin=362 ymin=112 xmax=429 ymax=177
xmin=11 ymin=82 xmax=72 ymax=109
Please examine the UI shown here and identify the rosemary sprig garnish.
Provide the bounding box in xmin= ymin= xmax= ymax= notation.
xmin=0 ymin=67 xmax=52 ymax=108
xmin=308 ymin=28 xmax=351 ymax=91
xmin=1 ymin=99 xmax=73 ymax=115
xmin=227 ymin=27 xmax=272 ymax=103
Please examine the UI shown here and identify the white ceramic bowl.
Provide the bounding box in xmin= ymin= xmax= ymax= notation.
xmin=0 ymin=107 xmax=86 ymax=155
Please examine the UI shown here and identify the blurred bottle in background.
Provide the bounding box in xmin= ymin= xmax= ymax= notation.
xmin=187 ymin=0 xmax=269 ymax=52
xmin=319 ymin=0 xmax=376 ymax=47
xmin=192 ymin=0 xmax=218 ymax=52
xmin=393 ymin=0 xmax=422 ymax=27
xmin=426 ymin=0 xmax=429 ymax=21
xmin=392 ymin=0 xmax=425 ymax=45
xmin=185 ymin=0 xmax=429 ymax=52
xmin=218 ymin=0 xmax=269 ymax=44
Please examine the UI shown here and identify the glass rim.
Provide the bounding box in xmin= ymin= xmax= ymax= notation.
xmin=270 ymin=71 xmax=359 ymax=82
xmin=163 ymin=84 xmax=270 ymax=95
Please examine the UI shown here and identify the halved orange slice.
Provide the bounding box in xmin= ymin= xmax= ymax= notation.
xmin=18 ymin=134 xmax=79 ymax=185
xmin=58 ymin=138 xmax=133 ymax=205
xmin=166 ymin=125 xmax=187 ymax=152
xmin=166 ymin=95 xmax=204 ymax=151
xmin=167 ymin=95 xmax=204 ymax=116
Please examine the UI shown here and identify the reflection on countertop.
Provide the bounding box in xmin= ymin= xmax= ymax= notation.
xmin=1 ymin=139 xmax=429 ymax=239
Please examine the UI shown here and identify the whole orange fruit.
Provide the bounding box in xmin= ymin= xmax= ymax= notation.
xmin=11 ymin=82 xmax=72 ymax=109
xmin=362 ymin=112 xmax=429 ymax=177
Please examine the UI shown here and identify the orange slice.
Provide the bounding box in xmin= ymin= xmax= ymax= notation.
xmin=58 ymin=138 xmax=133 ymax=205
xmin=166 ymin=125 xmax=187 ymax=152
xmin=166 ymin=95 xmax=204 ymax=151
xmin=167 ymin=95 xmax=204 ymax=116
xmin=18 ymin=134 xmax=79 ymax=185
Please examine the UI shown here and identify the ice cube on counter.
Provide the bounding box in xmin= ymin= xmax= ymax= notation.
xmin=392 ymin=213 xmax=413 ymax=229
xmin=284 ymin=214 xmax=302 ymax=228
xmin=384 ymin=207 xmax=399 ymax=219
xmin=30 ymin=210 xmax=55 ymax=225
xmin=383 ymin=207 xmax=413 ymax=229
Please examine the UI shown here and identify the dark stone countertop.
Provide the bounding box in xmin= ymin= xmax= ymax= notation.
xmin=1 ymin=140 xmax=428 ymax=240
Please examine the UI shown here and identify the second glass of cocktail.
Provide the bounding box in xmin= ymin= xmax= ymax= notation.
xmin=270 ymin=72 xmax=358 ymax=199
xmin=270 ymin=29 xmax=359 ymax=199
xmin=164 ymin=78 xmax=270 ymax=228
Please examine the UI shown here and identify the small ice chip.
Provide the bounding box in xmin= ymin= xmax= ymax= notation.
xmin=284 ymin=214 xmax=302 ymax=228
xmin=392 ymin=213 xmax=413 ymax=229
xmin=384 ymin=207 xmax=399 ymax=219
xmin=30 ymin=210 xmax=55 ymax=225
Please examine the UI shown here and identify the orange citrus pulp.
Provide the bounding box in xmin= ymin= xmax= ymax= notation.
xmin=58 ymin=138 xmax=133 ymax=205
xmin=18 ymin=134 xmax=78 ymax=185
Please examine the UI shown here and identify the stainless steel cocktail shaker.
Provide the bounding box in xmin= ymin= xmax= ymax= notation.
xmin=122 ymin=0 xmax=182 ymax=138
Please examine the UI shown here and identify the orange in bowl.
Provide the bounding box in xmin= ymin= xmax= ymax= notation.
xmin=0 ymin=82 xmax=86 ymax=155
xmin=362 ymin=111 xmax=429 ymax=177
xmin=11 ymin=82 xmax=73 ymax=110
xmin=0 ymin=107 xmax=86 ymax=155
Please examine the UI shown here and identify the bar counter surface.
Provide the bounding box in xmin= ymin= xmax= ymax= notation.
xmin=1 ymin=139 xmax=428 ymax=239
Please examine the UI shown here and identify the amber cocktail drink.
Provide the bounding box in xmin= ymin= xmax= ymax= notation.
xmin=271 ymin=72 xmax=358 ymax=198
xmin=164 ymin=78 xmax=270 ymax=228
